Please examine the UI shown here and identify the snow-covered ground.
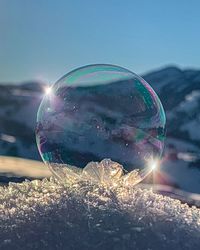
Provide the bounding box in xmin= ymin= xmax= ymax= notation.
xmin=1 ymin=174 xmax=200 ymax=250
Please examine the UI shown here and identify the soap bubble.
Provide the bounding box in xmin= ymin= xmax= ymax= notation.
xmin=36 ymin=64 xmax=166 ymax=185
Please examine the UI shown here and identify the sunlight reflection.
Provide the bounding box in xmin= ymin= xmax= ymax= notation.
xmin=44 ymin=86 xmax=52 ymax=95
xmin=149 ymin=158 xmax=159 ymax=171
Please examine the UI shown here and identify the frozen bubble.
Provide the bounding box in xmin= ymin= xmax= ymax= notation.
xmin=36 ymin=64 xmax=166 ymax=185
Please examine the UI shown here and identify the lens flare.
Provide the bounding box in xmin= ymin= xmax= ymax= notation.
xmin=44 ymin=86 xmax=52 ymax=95
xmin=149 ymin=159 xmax=159 ymax=171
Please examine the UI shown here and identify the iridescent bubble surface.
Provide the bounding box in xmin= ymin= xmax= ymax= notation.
xmin=36 ymin=64 xmax=166 ymax=184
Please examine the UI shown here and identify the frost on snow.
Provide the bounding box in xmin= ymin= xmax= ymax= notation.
xmin=0 ymin=161 xmax=200 ymax=249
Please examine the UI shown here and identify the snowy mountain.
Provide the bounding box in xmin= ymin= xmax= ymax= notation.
xmin=144 ymin=67 xmax=200 ymax=192
xmin=0 ymin=82 xmax=43 ymax=160
xmin=1 ymin=66 xmax=200 ymax=193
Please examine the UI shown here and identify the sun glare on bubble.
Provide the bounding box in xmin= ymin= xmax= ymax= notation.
xmin=44 ymin=86 xmax=52 ymax=95
xmin=150 ymin=159 xmax=159 ymax=171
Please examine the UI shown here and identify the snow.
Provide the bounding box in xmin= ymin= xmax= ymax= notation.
xmin=160 ymin=138 xmax=200 ymax=193
xmin=0 ymin=156 xmax=51 ymax=179
xmin=161 ymin=159 xmax=200 ymax=193
xmin=181 ymin=117 xmax=200 ymax=141
xmin=0 ymin=134 xmax=16 ymax=143
xmin=177 ymin=90 xmax=200 ymax=113
xmin=177 ymin=152 xmax=198 ymax=162
xmin=1 ymin=170 xmax=200 ymax=249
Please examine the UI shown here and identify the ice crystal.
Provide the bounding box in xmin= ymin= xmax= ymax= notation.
xmin=48 ymin=159 xmax=141 ymax=188
xmin=0 ymin=166 xmax=200 ymax=249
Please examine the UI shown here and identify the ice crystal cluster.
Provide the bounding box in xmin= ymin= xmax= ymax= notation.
xmin=0 ymin=163 xmax=200 ymax=250
xmin=49 ymin=159 xmax=141 ymax=187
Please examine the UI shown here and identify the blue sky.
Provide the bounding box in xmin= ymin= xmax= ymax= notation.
xmin=0 ymin=0 xmax=200 ymax=83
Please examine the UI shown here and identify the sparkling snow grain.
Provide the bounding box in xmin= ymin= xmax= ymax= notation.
xmin=0 ymin=177 xmax=200 ymax=250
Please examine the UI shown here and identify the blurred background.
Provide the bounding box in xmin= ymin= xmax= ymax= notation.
xmin=0 ymin=1 xmax=200 ymax=198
